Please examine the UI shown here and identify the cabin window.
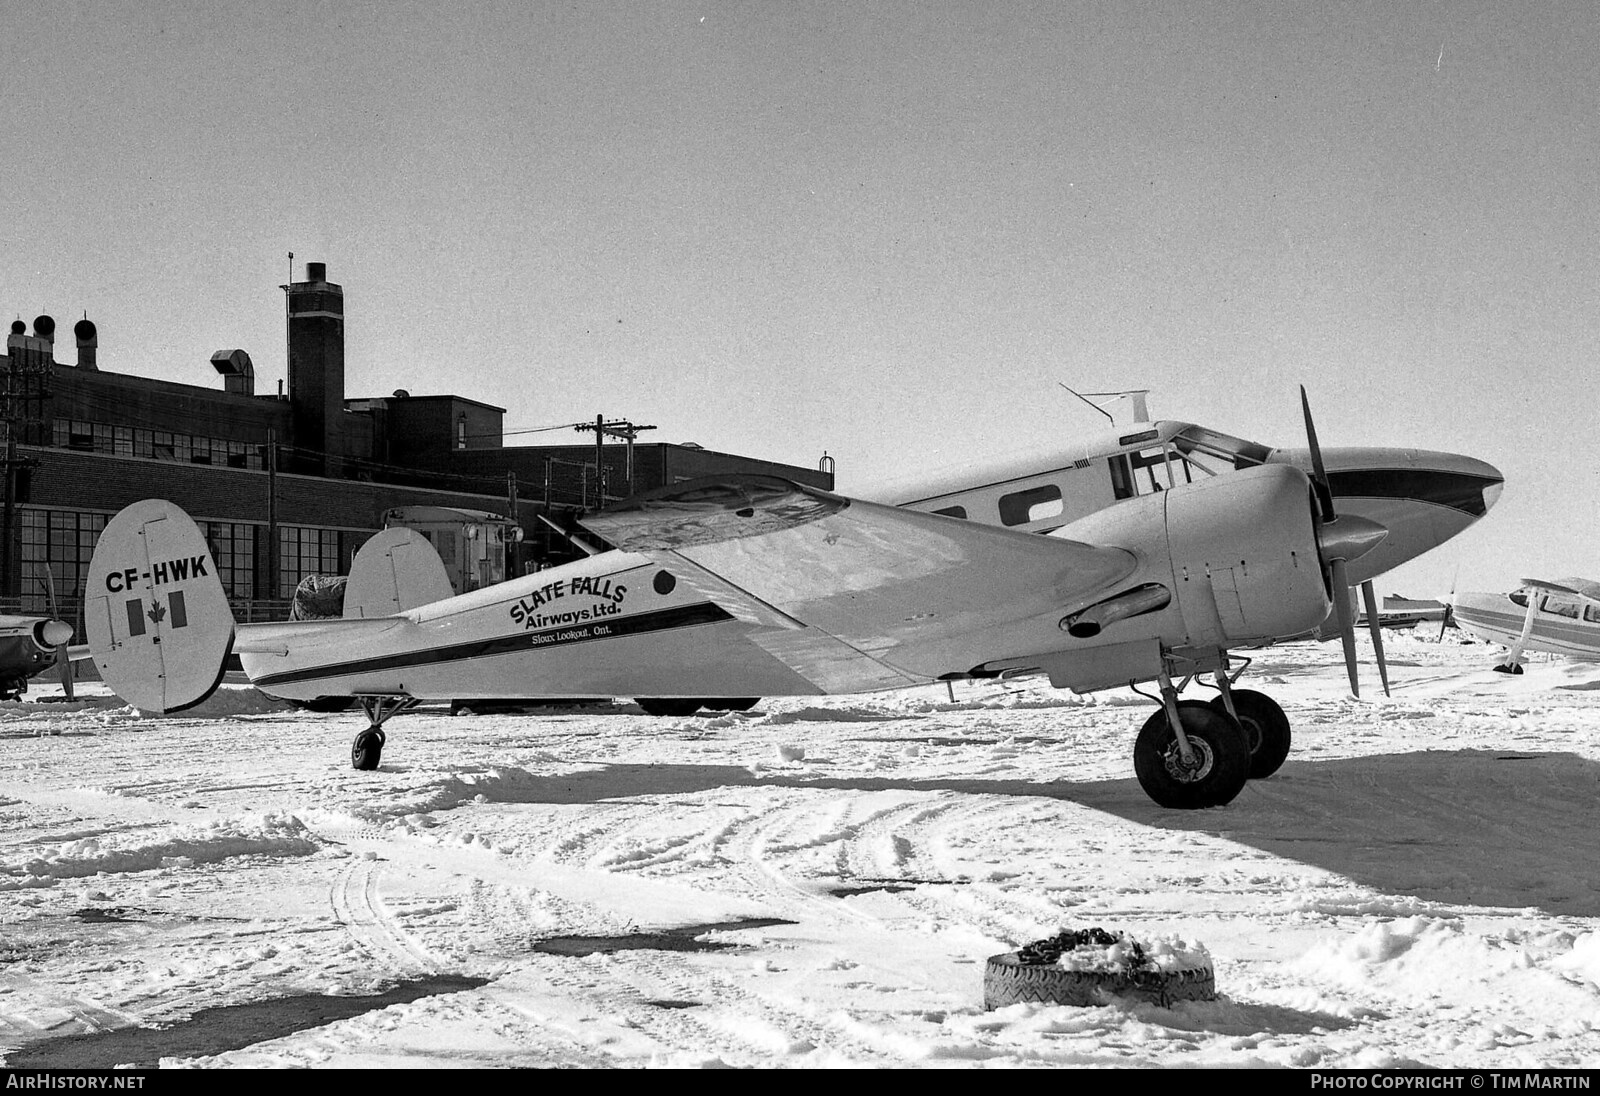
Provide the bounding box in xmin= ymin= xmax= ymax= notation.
xmin=998 ymin=484 xmax=1063 ymax=526
xmin=1108 ymin=455 xmax=1135 ymax=500
xmin=1585 ymin=604 xmax=1600 ymax=624
xmin=1545 ymin=598 xmax=1580 ymax=620
xmin=932 ymin=505 xmax=968 ymax=519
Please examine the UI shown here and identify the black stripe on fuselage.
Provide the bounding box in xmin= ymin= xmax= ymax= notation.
xmin=251 ymin=601 xmax=736 ymax=689
xmin=1327 ymin=469 xmax=1498 ymax=517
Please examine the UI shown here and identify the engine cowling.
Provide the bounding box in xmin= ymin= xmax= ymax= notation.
xmin=1049 ymin=463 xmax=1332 ymax=664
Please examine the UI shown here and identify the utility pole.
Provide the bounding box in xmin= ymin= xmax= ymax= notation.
xmin=573 ymin=415 xmax=656 ymax=505
xmin=506 ymin=470 xmax=519 ymax=577
xmin=267 ymin=428 xmax=279 ymax=602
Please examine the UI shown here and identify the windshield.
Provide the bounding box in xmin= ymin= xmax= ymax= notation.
xmin=1171 ymin=426 xmax=1273 ymax=476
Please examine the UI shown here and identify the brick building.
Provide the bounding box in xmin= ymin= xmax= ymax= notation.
xmin=3 ymin=262 xmax=833 ymax=621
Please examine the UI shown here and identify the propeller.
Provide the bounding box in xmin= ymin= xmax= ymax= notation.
xmin=1437 ymin=565 xmax=1460 ymax=642
xmin=1301 ymin=386 xmax=1390 ymax=699
xmin=1359 ymin=580 xmax=1392 ymax=697
xmin=41 ymin=568 xmax=74 ymax=701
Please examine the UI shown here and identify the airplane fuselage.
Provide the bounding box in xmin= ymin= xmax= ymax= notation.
xmin=1453 ymin=589 xmax=1600 ymax=662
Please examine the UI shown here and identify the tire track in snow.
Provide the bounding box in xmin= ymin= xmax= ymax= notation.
xmin=328 ymin=853 xmax=446 ymax=976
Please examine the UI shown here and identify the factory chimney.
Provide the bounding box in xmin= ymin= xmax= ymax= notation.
xmin=284 ymin=261 xmax=344 ymax=473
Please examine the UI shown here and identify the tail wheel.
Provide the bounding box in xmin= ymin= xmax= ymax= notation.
xmin=636 ymin=698 xmax=702 ymax=717
xmin=352 ymin=729 xmax=384 ymax=771
xmin=1133 ymin=701 xmax=1250 ymax=809
xmin=1208 ymin=689 xmax=1292 ymax=779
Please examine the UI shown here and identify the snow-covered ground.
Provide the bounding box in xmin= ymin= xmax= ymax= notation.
xmin=2 ymin=632 xmax=1599 ymax=1068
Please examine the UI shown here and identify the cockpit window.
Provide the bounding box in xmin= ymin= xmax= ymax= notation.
xmin=1510 ymin=590 xmax=1530 ymax=608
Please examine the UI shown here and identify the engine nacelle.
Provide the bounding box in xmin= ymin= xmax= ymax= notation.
xmin=1041 ymin=464 xmax=1331 ymax=691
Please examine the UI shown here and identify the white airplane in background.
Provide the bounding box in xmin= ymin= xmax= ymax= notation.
xmin=0 ymin=615 xmax=78 ymax=701
xmin=1451 ymin=578 xmax=1600 ymax=673
xmin=81 ymin=390 xmax=1503 ymax=811
xmin=0 ymin=574 xmax=86 ymax=701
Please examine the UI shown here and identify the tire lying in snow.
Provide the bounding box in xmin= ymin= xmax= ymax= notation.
xmin=983 ymin=953 xmax=1217 ymax=1009
xmin=983 ymin=927 xmax=1216 ymax=1010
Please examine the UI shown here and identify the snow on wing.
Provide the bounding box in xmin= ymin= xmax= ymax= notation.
xmin=581 ymin=475 xmax=1139 ymax=675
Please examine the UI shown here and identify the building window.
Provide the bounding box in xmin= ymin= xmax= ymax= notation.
xmin=457 ymin=414 xmax=467 ymax=450
xmin=18 ymin=509 xmax=107 ymax=616
xmin=199 ymin=521 xmax=257 ymax=601
xmin=278 ymin=526 xmax=342 ymax=599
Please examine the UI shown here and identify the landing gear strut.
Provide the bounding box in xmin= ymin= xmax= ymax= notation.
xmin=351 ymin=695 xmax=419 ymax=771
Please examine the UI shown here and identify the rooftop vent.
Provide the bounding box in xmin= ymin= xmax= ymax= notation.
xmin=74 ymin=317 xmax=98 ymax=370
xmin=210 ymin=348 xmax=255 ymax=396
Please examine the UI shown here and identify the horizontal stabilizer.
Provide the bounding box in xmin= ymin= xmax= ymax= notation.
xmin=234 ymin=617 xmax=408 ymax=657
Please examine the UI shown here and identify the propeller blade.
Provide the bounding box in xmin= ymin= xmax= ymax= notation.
xmin=1300 ymin=385 xmax=1336 ymax=523
xmin=42 ymin=568 xmax=73 ymax=701
xmin=1438 ymin=564 xmax=1460 ymax=643
xmin=1361 ymin=580 xmax=1391 ymax=697
xmin=1331 ymin=558 xmax=1359 ymax=698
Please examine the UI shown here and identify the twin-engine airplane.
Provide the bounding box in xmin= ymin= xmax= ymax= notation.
xmin=82 ymin=391 xmax=1503 ymax=810
xmin=1451 ymin=578 xmax=1600 ymax=673
xmin=0 ymin=573 xmax=85 ymax=701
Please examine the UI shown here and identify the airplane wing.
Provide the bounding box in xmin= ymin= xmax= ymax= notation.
xmin=1521 ymin=578 xmax=1587 ymax=596
xmin=581 ymin=475 xmax=1140 ymax=690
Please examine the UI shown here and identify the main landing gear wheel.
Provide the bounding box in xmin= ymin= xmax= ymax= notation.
xmin=1209 ymin=689 xmax=1292 ymax=779
xmin=352 ymin=728 xmax=386 ymax=771
xmin=636 ymin=698 xmax=703 ymax=717
xmin=1133 ymin=701 xmax=1250 ymax=809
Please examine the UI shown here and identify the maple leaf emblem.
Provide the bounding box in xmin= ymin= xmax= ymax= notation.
xmin=146 ymin=601 xmax=167 ymax=626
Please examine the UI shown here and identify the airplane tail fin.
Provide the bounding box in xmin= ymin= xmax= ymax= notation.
xmin=342 ymin=528 xmax=454 ymax=617
xmin=85 ymin=500 xmax=236 ymax=713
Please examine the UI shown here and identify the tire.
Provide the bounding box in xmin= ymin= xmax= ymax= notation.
xmin=983 ymin=952 xmax=1216 ymax=1010
xmin=1133 ymin=701 xmax=1250 ymax=809
xmin=352 ymin=729 xmax=383 ymax=771
xmin=1209 ymin=690 xmax=1291 ymax=780
xmin=701 ymin=698 xmax=759 ymax=712
xmin=636 ymin=698 xmax=702 ymax=717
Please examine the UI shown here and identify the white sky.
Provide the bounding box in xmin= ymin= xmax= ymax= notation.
xmin=2 ymin=1 xmax=1593 ymax=597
